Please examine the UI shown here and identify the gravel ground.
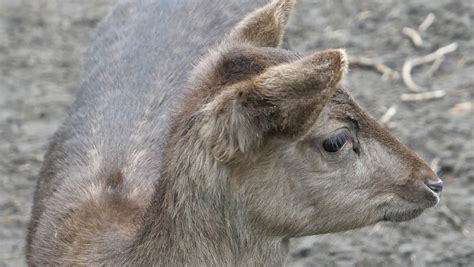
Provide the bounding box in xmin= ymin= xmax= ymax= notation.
xmin=0 ymin=0 xmax=473 ymax=266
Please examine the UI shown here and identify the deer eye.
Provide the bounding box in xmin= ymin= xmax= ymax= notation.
xmin=322 ymin=129 xmax=350 ymax=153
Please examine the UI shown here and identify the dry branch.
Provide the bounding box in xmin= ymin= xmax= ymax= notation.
xmin=0 ymin=215 xmax=21 ymax=222
xmin=402 ymin=27 xmax=423 ymax=48
xmin=379 ymin=105 xmax=397 ymax=124
xmin=430 ymin=158 xmax=470 ymax=236
xmin=438 ymin=204 xmax=471 ymax=237
xmin=400 ymin=90 xmax=446 ymax=101
xmin=402 ymin=42 xmax=458 ymax=92
xmin=426 ymin=55 xmax=444 ymax=77
xmin=349 ymin=56 xmax=400 ymax=80
xmin=419 ymin=13 xmax=435 ymax=32
xmin=449 ymin=101 xmax=472 ymax=115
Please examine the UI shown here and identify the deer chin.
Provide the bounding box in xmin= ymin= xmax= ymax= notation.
xmin=373 ymin=196 xmax=433 ymax=223
xmin=379 ymin=207 xmax=425 ymax=222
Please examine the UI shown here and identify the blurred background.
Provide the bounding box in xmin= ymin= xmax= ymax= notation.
xmin=0 ymin=0 xmax=472 ymax=266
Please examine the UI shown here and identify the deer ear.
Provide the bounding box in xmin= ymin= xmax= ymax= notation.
xmin=201 ymin=49 xmax=348 ymax=162
xmin=226 ymin=0 xmax=295 ymax=48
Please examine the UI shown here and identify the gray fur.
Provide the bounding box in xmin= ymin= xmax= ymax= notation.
xmin=26 ymin=0 xmax=441 ymax=266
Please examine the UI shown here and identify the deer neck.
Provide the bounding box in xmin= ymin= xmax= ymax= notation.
xmin=128 ymin=132 xmax=287 ymax=266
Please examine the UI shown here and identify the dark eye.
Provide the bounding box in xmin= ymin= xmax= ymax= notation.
xmin=322 ymin=129 xmax=350 ymax=152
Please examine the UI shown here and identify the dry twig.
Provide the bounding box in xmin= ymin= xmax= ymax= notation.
xmin=0 ymin=215 xmax=20 ymax=222
xmin=449 ymin=101 xmax=472 ymax=115
xmin=419 ymin=13 xmax=435 ymax=32
xmin=425 ymin=55 xmax=444 ymax=77
xmin=379 ymin=105 xmax=397 ymax=125
xmin=400 ymin=90 xmax=446 ymax=101
xmin=402 ymin=42 xmax=458 ymax=92
xmin=356 ymin=10 xmax=372 ymax=21
xmin=402 ymin=27 xmax=423 ymax=48
xmin=438 ymin=204 xmax=470 ymax=237
xmin=431 ymin=158 xmax=470 ymax=236
xmin=349 ymin=56 xmax=400 ymax=80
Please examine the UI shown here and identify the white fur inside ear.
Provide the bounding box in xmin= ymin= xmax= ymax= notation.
xmin=336 ymin=48 xmax=349 ymax=76
xmin=199 ymin=93 xmax=263 ymax=163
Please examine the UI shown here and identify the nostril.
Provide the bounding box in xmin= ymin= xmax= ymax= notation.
xmin=426 ymin=180 xmax=443 ymax=194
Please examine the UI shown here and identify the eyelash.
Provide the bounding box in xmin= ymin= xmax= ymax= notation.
xmin=322 ymin=129 xmax=351 ymax=153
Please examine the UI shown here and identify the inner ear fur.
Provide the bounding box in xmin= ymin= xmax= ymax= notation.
xmin=201 ymin=49 xmax=348 ymax=163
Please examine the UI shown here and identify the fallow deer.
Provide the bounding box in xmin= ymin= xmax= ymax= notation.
xmin=26 ymin=0 xmax=443 ymax=266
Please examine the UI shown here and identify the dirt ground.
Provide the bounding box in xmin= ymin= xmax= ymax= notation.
xmin=0 ymin=0 xmax=472 ymax=266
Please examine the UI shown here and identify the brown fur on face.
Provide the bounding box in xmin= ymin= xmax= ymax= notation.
xmin=27 ymin=0 xmax=441 ymax=266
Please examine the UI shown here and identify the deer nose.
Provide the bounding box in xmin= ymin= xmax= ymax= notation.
xmin=418 ymin=167 xmax=443 ymax=195
xmin=426 ymin=181 xmax=443 ymax=195
xmin=426 ymin=180 xmax=443 ymax=194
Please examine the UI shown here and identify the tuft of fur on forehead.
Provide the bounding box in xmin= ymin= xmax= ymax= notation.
xmin=188 ymin=45 xmax=300 ymax=100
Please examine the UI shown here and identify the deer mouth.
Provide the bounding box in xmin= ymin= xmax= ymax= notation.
xmin=380 ymin=208 xmax=425 ymax=222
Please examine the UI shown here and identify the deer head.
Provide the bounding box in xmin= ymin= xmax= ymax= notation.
xmin=166 ymin=0 xmax=442 ymax=238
